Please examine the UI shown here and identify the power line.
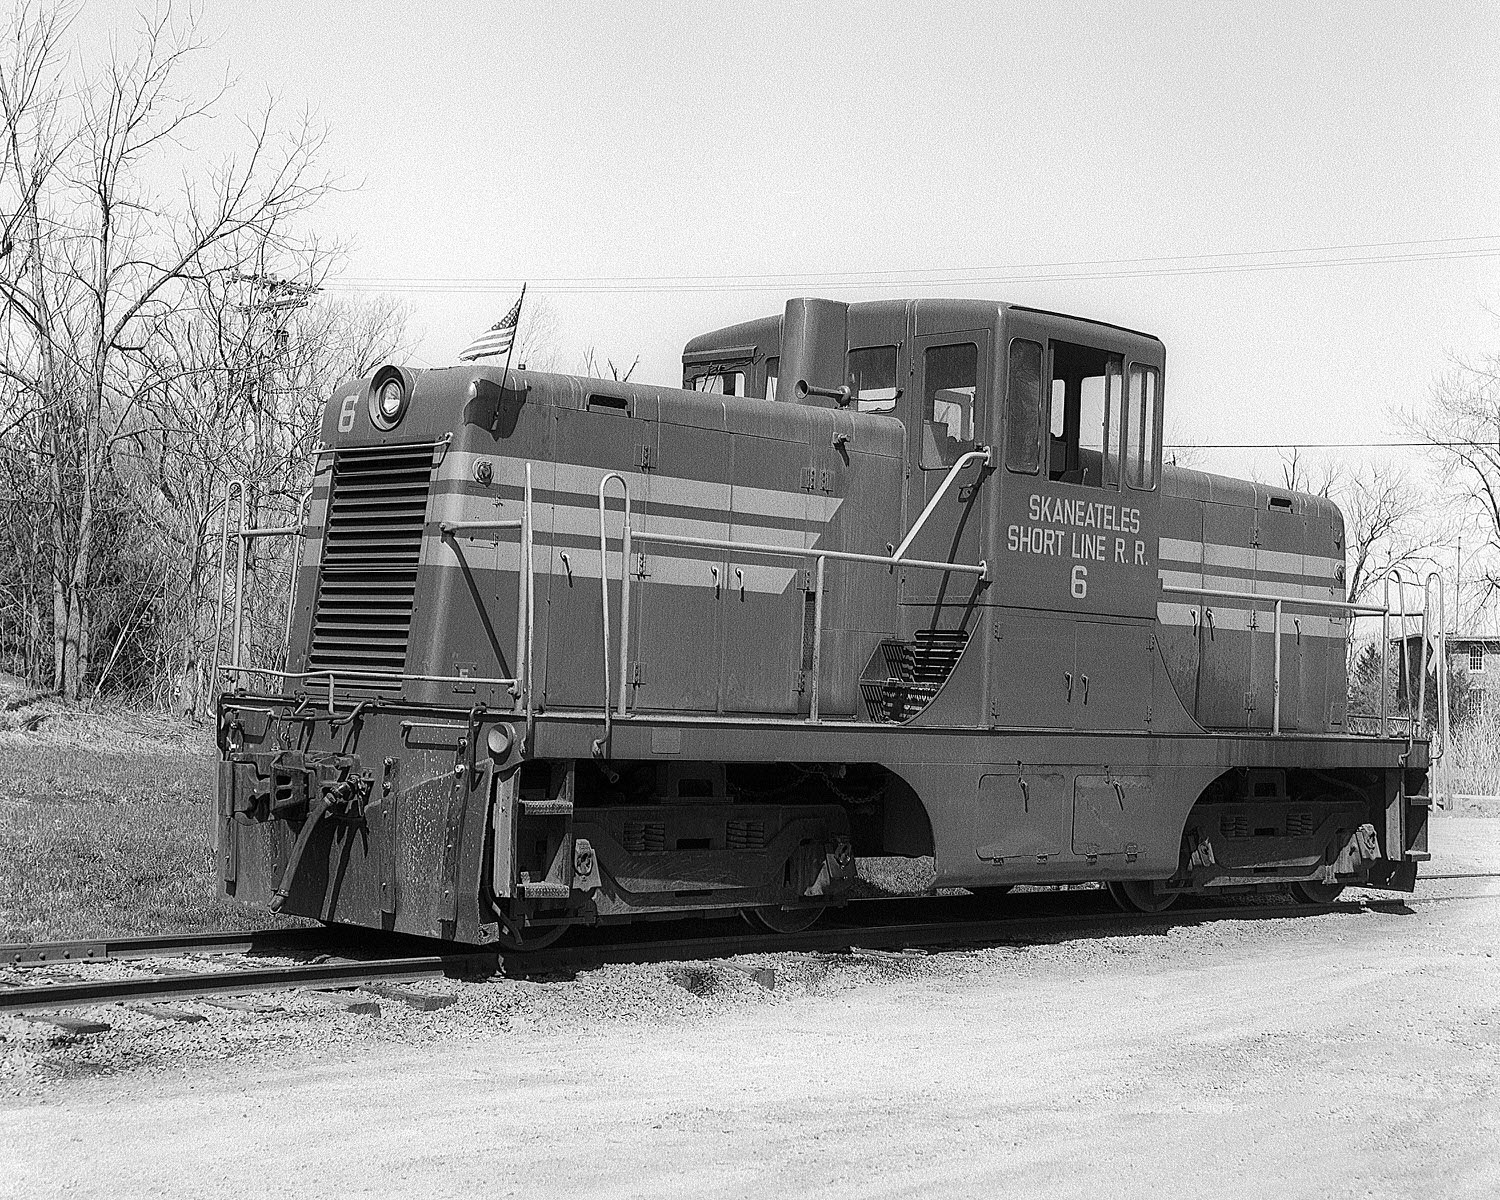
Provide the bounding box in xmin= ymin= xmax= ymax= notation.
xmin=322 ymin=234 xmax=1500 ymax=296
xmin=1168 ymin=440 xmax=1497 ymax=450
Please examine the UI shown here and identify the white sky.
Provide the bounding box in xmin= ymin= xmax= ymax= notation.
xmin=85 ymin=0 xmax=1500 ymax=487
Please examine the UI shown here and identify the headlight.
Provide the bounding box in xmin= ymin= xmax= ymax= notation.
xmin=376 ymin=378 xmax=404 ymax=421
xmin=367 ymin=366 xmax=411 ymax=429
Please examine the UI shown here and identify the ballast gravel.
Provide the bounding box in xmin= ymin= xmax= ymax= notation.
xmin=0 ymin=816 xmax=1496 ymax=1200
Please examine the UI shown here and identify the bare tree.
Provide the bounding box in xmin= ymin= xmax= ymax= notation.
xmin=580 ymin=345 xmax=639 ymax=383
xmin=512 ymin=294 xmax=560 ymax=372
xmin=1413 ymin=343 xmax=1500 ymax=613
xmin=0 ymin=3 xmax=334 ymax=698
xmin=1267 ymin=449 xmax=1439 ymax=605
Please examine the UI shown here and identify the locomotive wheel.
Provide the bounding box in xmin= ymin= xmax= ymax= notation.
xmin=744 ymin=904 xmax=825 ymax=935
xmin=1107 ymin=880 xmax=1180 ymax=914
xmin=1290 ymin=880 xmax=1346 ymax=905
xmin=494 ymin=918 xmax=568 ymax=952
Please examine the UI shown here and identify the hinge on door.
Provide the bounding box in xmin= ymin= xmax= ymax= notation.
xmin=630 ymin=661 xmax=645 ymax=687
xmin=636 ymin=444 xmax=656 ymax=471
xmin=796 ymin=669 xmax=807 ymax=694
xmin=632 ymin=552 xmax=650 ymax=579
xmin=1245 ymin=690 xmax=1257 ymax=712
xmin=800 ymin=467 xmax=816 ymax=492
xmin=796 ymin=567 xmax=813 ymax=592
xmin=1248 ymin=609 xmax=1258 ymax=630
xmin=818 ymin=468 xmax=832 ymax=493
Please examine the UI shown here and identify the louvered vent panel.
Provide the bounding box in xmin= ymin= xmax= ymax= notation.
xmin=623 ymin=821 xmax=666 ymax=853
xmin=726 ymin=819 xmax=767 ymax=851
xmin=306 ymin=444 xmax=434 ymax=688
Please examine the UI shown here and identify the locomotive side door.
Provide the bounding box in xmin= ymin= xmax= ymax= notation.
xmin=900 ymin=329 xmax=992 ymax=615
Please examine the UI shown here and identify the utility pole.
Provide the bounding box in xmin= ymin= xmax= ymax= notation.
xmin=216 ymin=267 xmax=321 ymax=691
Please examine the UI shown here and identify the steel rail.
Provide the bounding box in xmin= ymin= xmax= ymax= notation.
xmin=503 ymin=887 xmax=1499 ymax=977
xmin=0 ymin=951 xmax=496 ymax=1016
xmin=0 ymin=927 xmax=334 ymax=967
xmin=6 ymin=880 xmax=1495 ymax=1012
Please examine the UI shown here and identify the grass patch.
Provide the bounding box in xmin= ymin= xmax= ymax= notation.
xmin=1446 ymin=714 xmax=1500 ymax=798
xmin=0 ymin=726 xmax=307 ymax=942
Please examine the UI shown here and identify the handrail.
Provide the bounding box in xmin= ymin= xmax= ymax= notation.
xmin=594 ymin=472 xmax=630 ymax=757
xmin=215 ymin=480 xmax=315 ymax=689
xmin=281 ymin=487 xmax=314 ymax=654
xmin=520 ymin=464 xmax=536 ymax=746
xmin=441 ymin=519 xmax=524 ymax=535
xmin=633 ymin=529 xmax=989 ymax=579
xmin=892 ymin=446 xmax=994 ymax=562
xmin=222 ymin=665 xmax=520 ymax=688
xmin=212 ymin=478 xmax=247 ymax=689
xmin=1424 ymin=571 xmax=1448 ymax=764
xmin=1159 ymin=582 xmax=1386 ymax=615
xmin=1161 ymin=576 xmax=1431 ymax=739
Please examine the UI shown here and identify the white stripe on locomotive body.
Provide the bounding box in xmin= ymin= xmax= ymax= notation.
xmin=439 ymin=452 xmax=842 ymax=526
xmin=1157 ymin=535 xmax=1342 ymax=581
xmin=422 ymin=452 xmax=843 ymax=595
xmin=1156 ymin=534 xmax=1348 ymax=640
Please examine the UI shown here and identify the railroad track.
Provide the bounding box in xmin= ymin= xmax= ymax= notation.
xmin=4 ymin=874 xmax=1495 ymax=1022
xmin=0 ymin=926 xmax=495 ymax=1024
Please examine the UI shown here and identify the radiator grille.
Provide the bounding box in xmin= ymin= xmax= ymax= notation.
xmin=306 ymin=443 xmax=434 ymax=687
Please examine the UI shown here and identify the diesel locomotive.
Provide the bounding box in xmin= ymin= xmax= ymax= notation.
xmin=215 ymin=296 xmax=1437 ymax=948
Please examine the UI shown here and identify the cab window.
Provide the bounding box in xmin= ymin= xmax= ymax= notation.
xmin=765 ymin=356 xmax=779 ymax=402
xmin=692 ymin=370 xmax=746 ymax=396
xmin=1126 ymin=363 xmax=1160 ymax=489
xmin=1005 ymin=339 xmax=1044 ymax=474
xmin=921 ymin=342 xmax=978 ymax=469
xmin=848 ymin=345 xmax=898 ymax=413
xmin=1048 ymin=341 xmax=1123 ymax=488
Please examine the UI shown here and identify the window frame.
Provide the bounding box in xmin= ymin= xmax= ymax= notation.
xmin=1004 ymin=337 xmax=1045 ymax=475
xmin=1125 ymin=361 xmax=1162 ymax=492
xmin=919 ymin=340 xmax=980 ymax=471
xmin=1042 ymin=339 xmax=1124 ymax=490
xmin=847 ymin=344 xmax=900 ymax=413
xmin=1470 ymin=646 xmax=1485 ymax=673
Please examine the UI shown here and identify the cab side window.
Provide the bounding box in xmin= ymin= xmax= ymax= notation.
xmin=692 ymin=370 xmax=746 ymax=396
xmin=921 ymin=342 xmax=978 ymax=469
xmin=1048 ymin=340 xmax=1123 ymax=488
xmin=1005 ymin=339 xmax=1044 ymax=474
xmin=1126 ymin=363 xmax=1160 ymax=490
xmin=848 ymin=345 xmax=899 ymax=413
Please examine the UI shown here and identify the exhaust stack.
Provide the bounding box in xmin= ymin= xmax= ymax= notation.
xmin=780 ymin=298 xmax=849 ymax=407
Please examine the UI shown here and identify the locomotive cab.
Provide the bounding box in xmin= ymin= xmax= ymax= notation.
xmin=684 ymin=298 xmax=1169 ymax=731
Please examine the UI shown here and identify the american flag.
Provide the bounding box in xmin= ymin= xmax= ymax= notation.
xmin=459 ymin=290 xmax=525 ymax=361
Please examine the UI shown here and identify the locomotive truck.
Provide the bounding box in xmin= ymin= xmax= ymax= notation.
xmin=216 ymin=296 xmax=1438 ymax=948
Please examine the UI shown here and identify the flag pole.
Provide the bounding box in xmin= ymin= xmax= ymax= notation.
xmin=500 ymin=282 xmax=526 ymax=386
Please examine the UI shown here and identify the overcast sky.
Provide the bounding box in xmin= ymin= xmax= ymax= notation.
xmin=85 ymin=0 xmax=1500 ymax=484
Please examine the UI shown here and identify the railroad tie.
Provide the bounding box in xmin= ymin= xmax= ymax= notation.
xmin=129 ymin=1004 xmax=208 ymax=1024
xmin=19 ymin=1012 xmax=110 ymax=1035
xmin=356 ymin=982 xmax=458 ymax=1012
xmin=313 ymin=989 xmax=381 ymax=1016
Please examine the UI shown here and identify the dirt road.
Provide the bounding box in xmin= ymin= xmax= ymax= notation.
xmin=2 ymin=821 xmax=1497 ymax=1200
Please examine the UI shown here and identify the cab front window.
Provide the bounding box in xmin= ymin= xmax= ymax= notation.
xmin=1048 ymin=340 xmax=1123 ymax=489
